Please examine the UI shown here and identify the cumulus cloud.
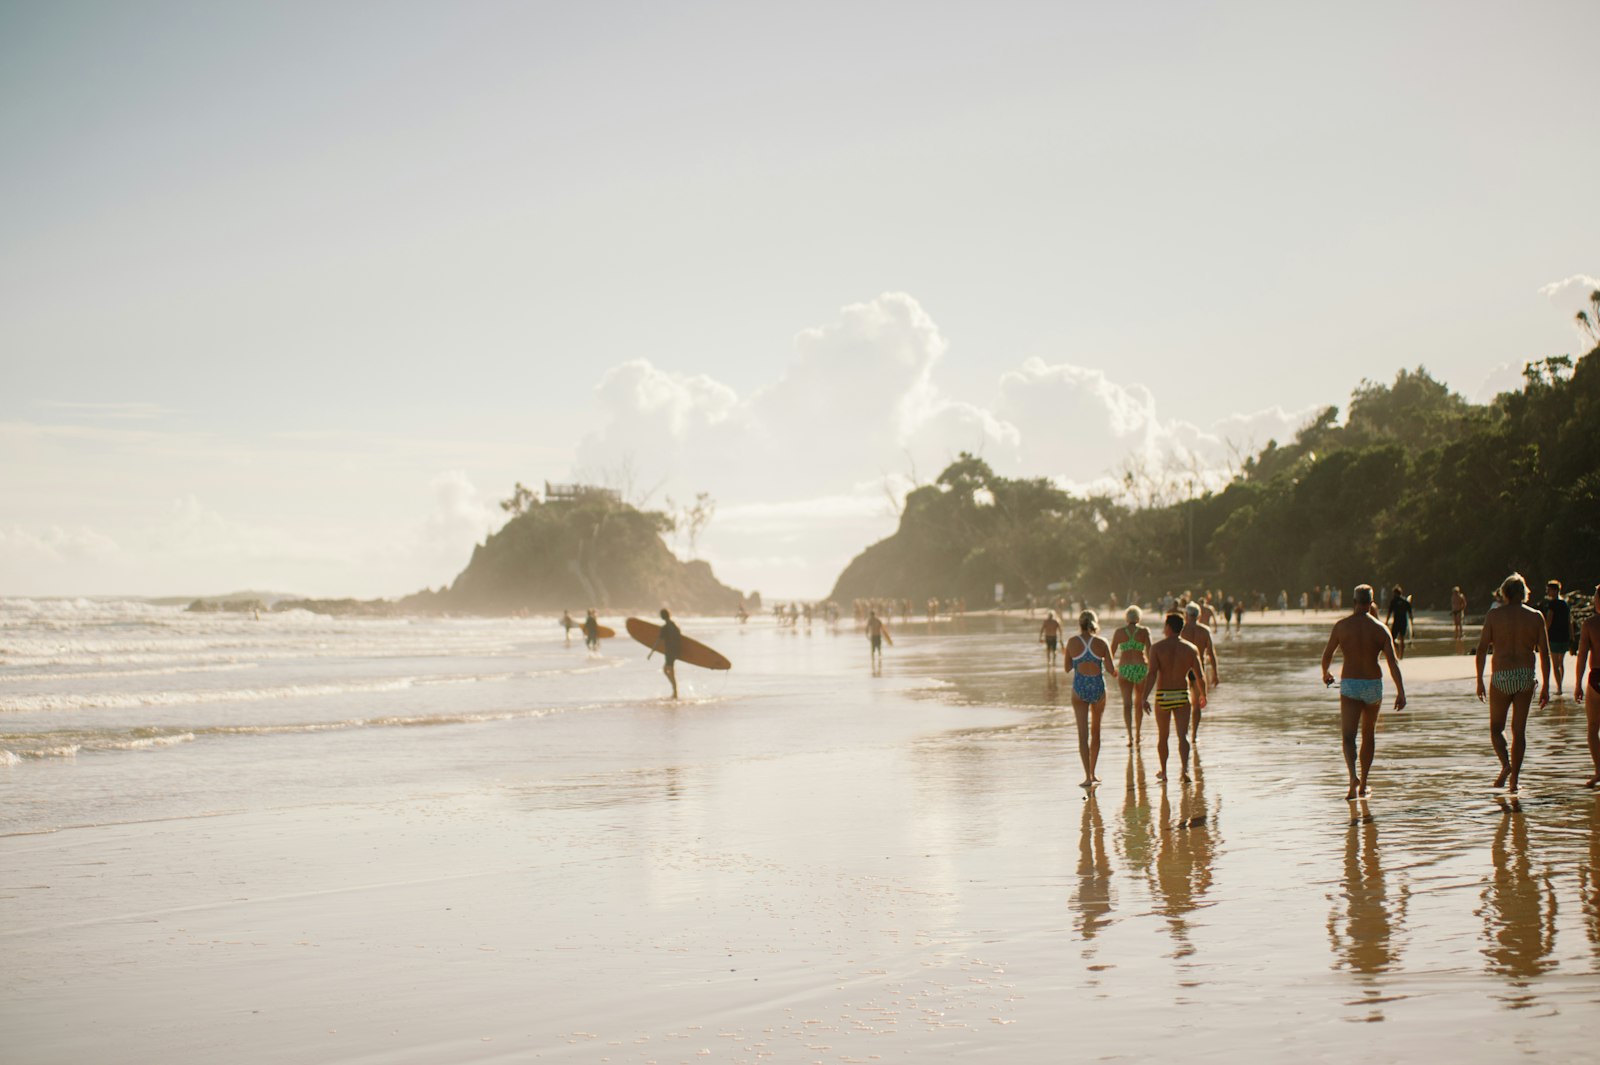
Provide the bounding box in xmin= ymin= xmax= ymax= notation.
xmin=575 ymin=293 xmax=1016 ymax=502
xmin=572 ymin=292 xmax=1333 ymax=596
xmin=1539 ymin=274 xmax=1600 ymax=340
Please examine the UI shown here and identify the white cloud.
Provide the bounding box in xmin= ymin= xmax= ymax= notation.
xmin=572 ymin=293 xmax=1345 ymax=595
xmin=1539 ymin=274 xmax=1600 ymax=341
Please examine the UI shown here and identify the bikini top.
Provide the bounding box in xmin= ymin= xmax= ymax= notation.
xmin=1071 ymin=635 xmax=1104 ymax=671
xmin=1118 ymin=627 xmax=1145 ymax=653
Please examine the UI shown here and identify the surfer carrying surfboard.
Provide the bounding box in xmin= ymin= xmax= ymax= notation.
xmin=582 ymin=609 xmax=601 ymax=652
xmin=867 ymin=610 xmax=892 ymax=663
xmin=652 ymin=608 xmax=683 ymax=699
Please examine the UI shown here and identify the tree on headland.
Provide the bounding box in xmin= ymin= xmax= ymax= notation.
xmin=500 ymin=481 xmax=536 ymax=516
xmin=665 ymin=491 xmax=717 ymax=559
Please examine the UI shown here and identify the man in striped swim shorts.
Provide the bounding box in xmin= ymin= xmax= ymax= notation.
xmin=1321 ymin=584 xmax=1407 ymax=800
xmin=1475 ymin=573 xmax=1552 ymax=793
xmin=1137 ymin=613 xmax=1207 ymax=784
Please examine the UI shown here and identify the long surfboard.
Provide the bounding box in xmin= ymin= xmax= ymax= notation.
xmin=625 ymin=617 xmax=732 ymax=671
xmin=585 ymin=624 xmax=616 ymax=639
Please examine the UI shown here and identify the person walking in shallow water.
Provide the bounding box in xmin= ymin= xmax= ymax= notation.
xmin=649 ymin=607 xmax=682 ymax=699
xmin=1113 ymin=606 xmax=1153 ymax=747
xmin=1039 ymin=610 xmax=1062 ymax=667
xmin=1574 ymin=585 xmax=1600 ymax=787
xmin=1321 ymin=584 xmax=1407 ymax=800
xmin=1385 ymin=586 xmax=1413 ymax=659
xmin=866 ymin=610 xmax=891 ymax=664
xmin=1065 ymin=610 xmax=1113 ymax=792
xmin=1138 ymin=614 xmax=1206 ymax=784
xmin=1475 ymin=573 xmax=1551 ymax=793
xmin=1538 ymin=580 xmax=1572 ymax=698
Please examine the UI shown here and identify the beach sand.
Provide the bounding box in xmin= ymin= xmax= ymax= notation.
xmin=4 ymin=609 xmax=1596 ymax=1063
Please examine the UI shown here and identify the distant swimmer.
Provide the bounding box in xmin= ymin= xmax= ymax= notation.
xmin=1181 ymin=603 xmax=1221 ymax=740
xmin=1320 ymin=584 xmax=1407 ymax=800
xmin=582 ymin=608 xmax=601 ymax=652
xmin=1574 ymin=585 xmax=1600 ymax=787
xmin=1538 ymin=580 xmax=1572 ymax=698
xmin=1475 ymin=573 xmax=1551 ymax=793
xmin=1451 ymin=585 xmax=1468 ymax=647
xmin=1113 ymin=606 xmax=1154 ymax=747
xmin=561 ymin=610 xmax=576 ymax=644
xmin=1039 ymin=610 xmax=1063 ymax=667
xmin=1137 ymin=614 xmax=1207 ymax=784
xmin=867 ymin=610 xmax=892 ymax=664
xmin=652 ymin=607 xmax=683 ymax=699
xmin=1065 ymin=610 xmax=1113 ymax=792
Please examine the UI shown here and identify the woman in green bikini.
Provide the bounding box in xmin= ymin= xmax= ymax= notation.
xmin=1113 ymin=606 xmax=1154 ymax=746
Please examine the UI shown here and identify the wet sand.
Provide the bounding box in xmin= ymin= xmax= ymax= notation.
xmin=4 ymin=612 xmax=1597 ymax=1063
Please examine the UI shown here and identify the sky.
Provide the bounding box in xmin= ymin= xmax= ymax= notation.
xmin=2 ymin=0 xmax=1597 ymax=600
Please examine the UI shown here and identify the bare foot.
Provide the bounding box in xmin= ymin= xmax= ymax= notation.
xmin=1181 ymin=771 xmax=1192 ymax=784
xmin=1585 ymin=775 xmax=1598 ymax=789
xmin=1345 ymin=782 xmax=1358 ymax=801
xmin=1079 ymin=779 xmax=1094 ymax=790
xmin=1156 ymin=770 xmax=1167 ymax=782
xmin=1508 ymin=777 xmax=1520 ymax=794
xmin=1493 ymin=768 xmax=1510 ymax=789
xmin=1359 ymin=783 xmax=1371 ymax=798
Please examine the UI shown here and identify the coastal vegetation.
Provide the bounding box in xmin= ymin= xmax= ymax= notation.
xmin=831 ymin=343 xmax=1600 ymax=609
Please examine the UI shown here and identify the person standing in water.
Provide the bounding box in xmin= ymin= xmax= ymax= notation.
xmin=1538 ymin=580 xmax=1572 ymax=698
xmin=1385 ymin=586 xmax=1413 ymax=659
xmin=1065 ymin=610 xmax=1113 ymax=792
xmin=650 ymin=607 xmax=683 ymax=699
xmin=1451 ymin=586 xmax=1468 ymax=649
xmin=1475 ymin=573 xmax=1552 ymax=793
xmin=582 ymin=608 xmax=601 ymax=652
xmin=866 ymin=610 xmax=891 ymax=664
xmin=1138 ymin=614 xmax=1207 ymax=784
xmin=1039 ymin=610 xmax=1063 ymax=667
xmin=1574 ymin=585 xmax=1600 ymax=787
xmin=560 ymin=610 xmax=576 ymax=644
xmin=1181 ymin=603 xmax=1220 ymax=739
xmin=1113 ymin=606 xmax=1153 ymax=747
xmin=1320 ymin=584 xmax=1407 ymax=800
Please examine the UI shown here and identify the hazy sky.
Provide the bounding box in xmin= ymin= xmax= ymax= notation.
xmin=3 ymin=0 xmax=1597 ymax=600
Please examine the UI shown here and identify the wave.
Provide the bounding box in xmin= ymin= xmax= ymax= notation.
xmin=0 ymin=702 xmax=612 ymax=764
xmin=0 ymin=662 xmax=260 ymax=684
xmin=0 ymin=671 xmax=537 ymax=713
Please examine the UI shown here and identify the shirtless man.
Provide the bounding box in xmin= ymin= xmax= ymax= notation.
xmin=1573 ymin=585 xmax=1600 ymax=787
xmin=1137 ymin=614 xmax=1207 ymax=784
xmin=1320 ymin=584 xmax=1407 ymax=800
xmin=1181 ymin=603 xmax=1221 ymax=739
xmin=867 ymin=610 xmax=891 ymax=664
xmin=1198 ymin=594 xmax=1218 ymax=629
xmin=1038 ymin=610 xmax=1063 ymax=667
xmin=1475 ymin=573 xmax=1551 ymax=793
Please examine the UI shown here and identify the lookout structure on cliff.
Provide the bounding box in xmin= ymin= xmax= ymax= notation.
xmin=543 ymin=481 xmax=622 ymax=505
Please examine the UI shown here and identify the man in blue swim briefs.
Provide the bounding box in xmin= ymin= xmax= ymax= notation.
xmin=1321 ymin=584 xmax=1407 ymax=800
xmin=1475 ymin=573 xmax=1551 ymax=793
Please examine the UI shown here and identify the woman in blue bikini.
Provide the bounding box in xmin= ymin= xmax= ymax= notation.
xmin=1066 ymin=610 xmax=1114 ymax=793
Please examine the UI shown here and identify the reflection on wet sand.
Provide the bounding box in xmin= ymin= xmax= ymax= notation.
xmin=1586 ymin=796 xmax=1600 ymax=963
xmin=1073 ymin=797 xmax=1114 ymax=945
xmin=1328 ymin=802 xmax=1408 ymax=1020
xmin=1116 ymin=748 xmax=1156 ymax=881
xmin=1479 ymin=797 xmax=1558 ymax=1004
xmin=1149 ymin=752 xmax=1218 ymax=960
